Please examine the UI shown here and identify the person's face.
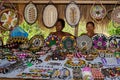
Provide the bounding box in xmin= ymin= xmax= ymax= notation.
xmin=86 ymin=23 xmax=95 ymax=33
xmin=56 ymin=21 xmax=63 ymax=31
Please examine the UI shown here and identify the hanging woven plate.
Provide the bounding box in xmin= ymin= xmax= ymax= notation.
xmin=45 ymin=35 xmax=60 ymax=47
xmin=43 ymin=4 xmax=58 ymax=28
xmin=29 ymin=35 xmax=44 ymax=51
xmin=108 ymin=35 xmax=120 ymax=48
xmin=90 ymin=4 xmax=106 ymax=22
xmin=65 ymin=1 xmax=80 ymax=27
xmin=0 ymin=9 xmax=19 ymax=31
xmin=112 ymin=21 xmax=120 ymax=28
xmin=24 ymin=1 xmax=38 ymax=24
xmin=60 ymin=36 xmax=76 ymax=50
xmin=76 ymin=35 xmax=92 ymax=50
xmin=111 ymin=6 xmax=120 ymax=24
xmin=92 ymin=34 xmax=107 ymax=50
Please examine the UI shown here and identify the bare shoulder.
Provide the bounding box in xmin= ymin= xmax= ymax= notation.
xmin=49 ymin=32 xmax=56 ymax=35
xmin=64 ymin=32 xmax=72 ymax=36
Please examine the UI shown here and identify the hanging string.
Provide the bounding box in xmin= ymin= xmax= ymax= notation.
xmin=113 ymin=0 xmax=120 ymax=9
xmin=91 ymin=0 xmax=107 ymax=34
xmin=0 ymin=1 xmax=5 ymax=11
xmin=111 ymin=0 xmax=120 ymax=28
xmin=48 ymin=0 xmax=53 ymax=4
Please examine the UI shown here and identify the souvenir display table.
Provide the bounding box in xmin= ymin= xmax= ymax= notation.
xmin=0 ymin=1 xmax=120 ymax=80
xmin=0 ymin=27 xmax=119 ymax=80
xmin=0 ymin=50 xmax=120 ymax=80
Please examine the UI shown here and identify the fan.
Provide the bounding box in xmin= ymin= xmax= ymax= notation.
xmin=77 ymin=35 xmax=92 ymax=50
xmin=111 ymin=6 xmax=120 ymax=24
xmin=45 ymin=35 xmax=60 ymax=47
xmin=92 ymin=34 xmax=107 ymax=50
xmin=108 ymin=35 xmax=120 ymax=48
xmin=65 ymin=1 xmax=81 ymax=27
xmin=0 ymin=9 xmax=19 ymax=30
xmin=24 ymin=1 xmax=38 ymax=24
xmin=43 ymin=4 xmax=58 ymax=28
xmin=60 ymin=36 xmax=76 ymax=50
xmin=90 ymin=4 xmax=106 ymax=22
xmin=29 ymin=35 xmax=44 ymax=51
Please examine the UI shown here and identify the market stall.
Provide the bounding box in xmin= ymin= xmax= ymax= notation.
xmin=0 ymin=0 xmax=120 ymax=80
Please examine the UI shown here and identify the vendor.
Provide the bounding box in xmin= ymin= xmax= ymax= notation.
xmin=81 ymin=21 xmax=96 ymax=38
xmin=49 ymin=18 xmax=73 ymax=39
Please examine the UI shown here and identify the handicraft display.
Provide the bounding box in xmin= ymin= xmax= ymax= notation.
xmin=0 ymin=2 xmax=120 ymax=80
xmin=0 ymin=9 xmax=19 ymax=30
xmin=76 ymin=35 xmax=92 ymax=50
xmin=108 ymin=35 xmax=120 ymax=49
xmin=82 ymin=67 xmax=93 ymax=80
xmin=45 ymin=35 xmax=60 ymax=47
xmin=92 ymin=34 xmax=107 ymax=50
xmin=90 ymin=4 xmax=106 ymax=22
xmin=111 ymin=6 xmax=120 ymax=24
xmin=64 ymin=59 xmax=86 ymax=69
xmin=60 ymin=36 xmax=76 ymax=50
xmin=73 ymin=68 xmax=82 ymax=79
xmin=43 ymin=4 xmax=58 ymax=28
xmin=51 ymin=68 xmax=70 ymax=79
xmin=29 ymin=35 xmax=44 ymax=51
xmin=65 ymin=1 xmax=80 ymax=27
xmin=24 ymin=1 xmax=38 ymax=24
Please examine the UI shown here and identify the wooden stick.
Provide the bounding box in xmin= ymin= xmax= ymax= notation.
xmin=74 ymin=24 xmax=79 ymax=37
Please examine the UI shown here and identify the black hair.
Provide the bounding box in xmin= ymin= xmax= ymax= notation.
xmin=86 ymin=21 xmax=95 ymax=27
xmin=57 ymin=18 xmax=65 ymax=29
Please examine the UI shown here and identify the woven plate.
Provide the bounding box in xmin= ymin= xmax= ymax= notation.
xmin=108 ymin=35 xmax=120 ymax=48
xmin=24 ymin=2 xmax=38 ymax=24
xmin=60 ymin=36 xmax=76 ymax=50
xmin=77 ymin=35 xmax=92 ymax=50
xmin=29 ymin=35 xmax=44 ymax=51
xmin=92 ymin=34 xmax=107 ymax=50
xmin=45 ymin=35 xmax=60 ymax=47
xmin=0 ymin=9 xmax=18 ymax=30
xmin=90 ymin=5 xmax=106 ymax=21
xmin=65 ymin=1 xmax=80 ymax=27
xmin=43 ymin=4 xmax=58 ymax=28
xmin=111 ymin=6 xmax=120 ymax=24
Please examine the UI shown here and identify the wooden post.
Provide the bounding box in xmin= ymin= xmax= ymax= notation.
xmin=74 ymin=24 xmax=79 ymax=37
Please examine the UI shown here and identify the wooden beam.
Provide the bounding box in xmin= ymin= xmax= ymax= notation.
xmin=0 ymin=0 xmax=120 ymax=4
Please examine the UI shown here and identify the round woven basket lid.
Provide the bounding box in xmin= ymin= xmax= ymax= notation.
xmin=92 ymin=34 xmax=107 ymax=50
xmin=111 ymin=6 xmax=120 ymax=24
xmin=0 ymin=9 xmax=19 ymax=30
xmin=76 ymin=35 xmax=92 ymax=50
xmin=65 ymin=1 xmax=80 ymax=27
xmin=112 ymin=21 xmax=120 ymax=28
xmin=60 ymin=36 xmax=76 ymax=50
xmin=90 ymin=5 xmax=106 ymax=21
xmin=108 ymin=35 xmax=120 ymax=48
xmin=45 ymin=35 xmax=60 ymax=47
xmin=43 ymin=4 xmax=58 ymax=28
xmin=29 ymin=35 xmax=44 ymax=49
xmin=24 ymin=2 xmax=38 ymax=24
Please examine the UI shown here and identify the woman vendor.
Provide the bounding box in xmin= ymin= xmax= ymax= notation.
xmin=49 ymin=18 xmax=74 ymax=39
xmin=81 ymin=21 xmax=96 ymax=38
